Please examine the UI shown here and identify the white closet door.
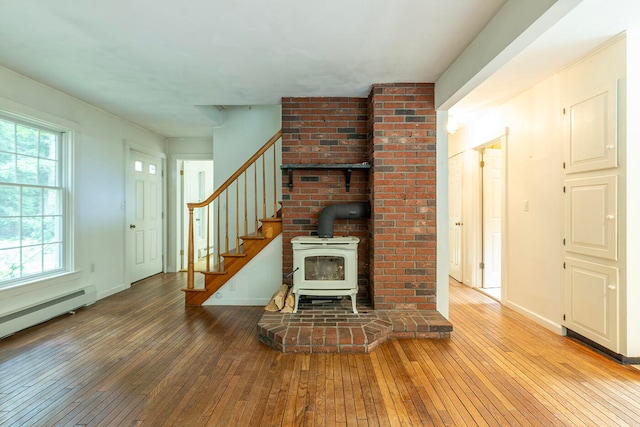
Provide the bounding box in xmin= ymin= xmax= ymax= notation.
xmin=565 ymin=175 xmax=617 ymax=261
xmin=565 ymin=83 xmax=617 ymax=174
xmin=564 ymin=257 xmax=619 ymax=352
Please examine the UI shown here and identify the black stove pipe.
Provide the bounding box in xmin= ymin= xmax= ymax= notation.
xmin=317 ymin=202 xmax=370 ymax=238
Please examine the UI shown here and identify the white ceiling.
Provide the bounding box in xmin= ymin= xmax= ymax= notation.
xmin=453 ymin=0 xmax=640 ymax=121
xmin=1 ymin=0 xmax=639 ymax=138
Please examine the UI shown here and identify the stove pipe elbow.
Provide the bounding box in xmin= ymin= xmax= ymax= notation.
xmin=317 ymin=202 xmax=370 ymax=238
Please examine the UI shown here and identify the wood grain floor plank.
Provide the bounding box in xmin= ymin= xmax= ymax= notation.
xmin=312 ymin=354 xmax=327 ymax=427
xmin=390 ymin=342 xmax=448 ymax=426
xmin=324 ymin=353 xmax=337 ymax=426
xmin=369 ymin=348 xmax=413 ymax=426
xmin=294 ymin=354 xmax=312 ymax=425
xmin=354 ymin=354 xmax=389 ymax=427
xmin=245 ymin=353 xmax=283 ymax=427
xmin=382 ymin=341 xmax=437 ymax=425
xmin=345 ymin=354 xmax=368 ymax=423
xmin=333 ymin=353 xmax=348 ymax=425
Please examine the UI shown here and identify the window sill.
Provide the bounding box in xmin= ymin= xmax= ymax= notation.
xmin=0 ymin=271 xmax=82 ymax=296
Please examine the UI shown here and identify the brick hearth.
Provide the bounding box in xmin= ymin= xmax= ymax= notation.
xmin=257 ymin=299 xmax=452 ymax=354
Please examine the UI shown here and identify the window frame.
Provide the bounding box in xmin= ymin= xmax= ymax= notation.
xmin=0 ymin=109 xmax=75 ymax=290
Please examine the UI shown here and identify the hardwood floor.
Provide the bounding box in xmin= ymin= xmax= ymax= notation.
xmin=1 ymin=273 xmax=639 ymax=426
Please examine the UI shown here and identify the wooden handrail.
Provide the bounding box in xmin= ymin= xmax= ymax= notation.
xmin=187 ymin=129 xmax=282 ymax=211
xmin=186 ymin=129 xmax=282 ymax=289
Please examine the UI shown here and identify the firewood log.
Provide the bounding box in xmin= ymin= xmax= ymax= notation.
xmin=273 ymin=284 xmax=289 ymax=310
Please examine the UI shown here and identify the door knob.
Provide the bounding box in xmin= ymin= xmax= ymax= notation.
xmin=130 ymin=224 xmax=136 ymax=229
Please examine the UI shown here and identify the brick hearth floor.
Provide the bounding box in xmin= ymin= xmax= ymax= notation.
xmin=257 ymin=298 xmax=452 ymax=353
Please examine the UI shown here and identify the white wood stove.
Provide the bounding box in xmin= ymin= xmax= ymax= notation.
xmin=291 ymin=236 xmax=359 ymax=313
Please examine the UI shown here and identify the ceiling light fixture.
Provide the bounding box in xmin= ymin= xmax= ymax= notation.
xmin=447 ymin=115 xmax=458 ymax=134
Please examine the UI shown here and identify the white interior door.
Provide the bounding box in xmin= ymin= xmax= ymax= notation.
xmin=482 ymin=148 xmax=501 ymax=288
xmin=448 ymin=154 xmax=462 ymax=282
xmin=127 ymin=150 xmax=163 ymax=282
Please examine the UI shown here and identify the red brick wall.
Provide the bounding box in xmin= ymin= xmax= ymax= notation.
xmin=368 ymin=83 xmax=437 ymax=310
xmin=280 ymin=86 xmax=437 ymax=310
xmin=281 ymin=97 xmax=370 ymax=295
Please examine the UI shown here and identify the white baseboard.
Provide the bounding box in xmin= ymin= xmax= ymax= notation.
xmin=504 ymin=299 xmax=564 ymax=335
xmin=97 ymin=283 xmax=129 ymax=300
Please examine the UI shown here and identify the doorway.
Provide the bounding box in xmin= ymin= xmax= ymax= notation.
xmin=479 ymin=146 xmax=502 ymax=300
xmin=178 ymin=160 xmax=214 ymax=271
xmin=448 ymin=153 xmax=463 ymax=282
xmin=448 ymin=133 xmax=506 ymax=302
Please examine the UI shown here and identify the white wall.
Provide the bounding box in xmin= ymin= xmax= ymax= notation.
xmin=213 ymin=105 xmax=281 ymax=183
xmin=501 ymin=74 xmax=564 ymax=330
xmin=204 ymin=235 xmax=283 ymax=305
xmin=0 ymin=66 xmax=166 ymax=323
xmin=453 ymin=37 xmax=630 ymax=343
xmin=215 ymin=106 xmax=281 ymax=239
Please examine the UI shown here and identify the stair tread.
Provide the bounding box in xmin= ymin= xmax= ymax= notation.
xmin=241 ymin=235 xmax=267 ymax=240
xmin=200 ymin=270 xmax=227 ymax=276
xmin=260 ymin=217 xmax=282 ymax=223
xmin=222 ymin=252 xmax=247 ymax=258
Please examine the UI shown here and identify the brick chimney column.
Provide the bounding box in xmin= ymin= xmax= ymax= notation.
xmin=368 ymin=83 xmax=437 ymax=310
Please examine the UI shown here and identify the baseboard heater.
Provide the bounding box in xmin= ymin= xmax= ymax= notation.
xmin=0 ymin=286 xmax=97 ymax=339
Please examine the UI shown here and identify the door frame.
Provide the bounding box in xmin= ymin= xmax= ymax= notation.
xmin=470 ymin=130 xmax=508 ymax=300
xmin=166 ymin=153 xmax=214 ymax=273
xmin=124 ymin=143 xmax=167 ymax=287
xmin=448 ymin=153 xmax=463 ymax=282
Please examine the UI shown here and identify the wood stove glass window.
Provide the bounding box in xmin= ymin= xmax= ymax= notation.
xmin=304 ymin=256 xmax=345 ymax=281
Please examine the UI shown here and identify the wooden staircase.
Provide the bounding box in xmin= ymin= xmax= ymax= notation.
xmin=182 ymin=130 xmax=283 ymax=305
xmin=183 ymin=215 xmax=282 ymax=305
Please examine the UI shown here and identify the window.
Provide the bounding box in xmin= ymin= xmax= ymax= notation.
xmin=0 ymin=115 xmax=67 ymax=286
